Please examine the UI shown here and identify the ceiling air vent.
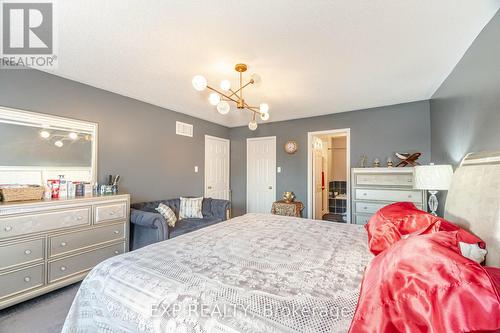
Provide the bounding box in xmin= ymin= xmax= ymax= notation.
xmin=176 ymin=121 xmax=193 ymax=137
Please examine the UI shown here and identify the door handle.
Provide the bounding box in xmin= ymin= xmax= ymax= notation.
xmin=207 ymin=186 xmax=212 ymax=190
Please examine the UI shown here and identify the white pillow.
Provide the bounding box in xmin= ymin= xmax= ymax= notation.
xmin=179 ymin=197 xmax=203 ymax=219
xmin=155 ymin=203 xmax=177 ymax=227
xmin=459 ymin=242 xmax=487 ymax=264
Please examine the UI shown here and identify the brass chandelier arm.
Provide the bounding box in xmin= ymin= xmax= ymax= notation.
xmin=244 ymin=103 xmax=263 ymax=115
xmin=206 ymin=86 xmax=239 ymax=104
xmin=227 ymin=80 xmax=254 ymax=98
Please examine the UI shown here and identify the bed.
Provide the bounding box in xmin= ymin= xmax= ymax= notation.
xmin=63 ymin=151 xmax=500 ymax=333
xmin=62 ymin=213 xmax=373 ymax=333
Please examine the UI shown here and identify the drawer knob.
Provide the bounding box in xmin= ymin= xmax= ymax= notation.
xmin=363 ymin=206 xmax=368 ymax=210
xmin=363 ymin=193 xmax=367 ymax=196
xmin=24 ymin=249 xmax=32 ymax=255
xmin=114 ymin=250 xmax=119 ymax=255
xmin=408 ymin=195 xmax=413 ymax=198
xmin=75 ymin=216 xmax=83 ymax=221
xmin=109 ymin=211 xmax=116 ymax=215
xmin=60 ymin=242 xmax=67 ymax=247
xmin=60 ymin=266 xmax=67 ymax=271
xmin=114 ymin=230 xmax=120 ymax=234
xmin=24 ymin=276 xmax=31 ymax=282
xmin=4 ymin=226 xmax=12 ymax=232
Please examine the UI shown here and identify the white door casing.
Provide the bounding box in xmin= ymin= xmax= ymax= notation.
xmin=307 ymin=129 xmax=351 ymax=222
xmin=313 ymin=149 xmax=323 ymax=219
xmin=247 ymin=136 xmax=276 ymax=213
xmin=205 ymin=135 xmax=230 ymax=200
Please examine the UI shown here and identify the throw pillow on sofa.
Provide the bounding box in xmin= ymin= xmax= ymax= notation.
xmin=179 ymin=197 xmax=203 ymax=219
xmin=155 ymin=203 xmax=177 ymax=227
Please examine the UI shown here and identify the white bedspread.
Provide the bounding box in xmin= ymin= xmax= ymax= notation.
xmin=62 ymin=213 xmax=372 ymax=333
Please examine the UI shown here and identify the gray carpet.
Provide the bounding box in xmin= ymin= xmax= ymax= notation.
xmin=0 ymin=283 xmax=80 ymax=333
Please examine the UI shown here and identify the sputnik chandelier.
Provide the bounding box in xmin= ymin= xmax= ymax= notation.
xmin=192 ymin=63 xmax=269 ymax=131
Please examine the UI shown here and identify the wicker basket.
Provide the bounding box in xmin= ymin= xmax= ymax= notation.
xmin=0 ymin=185 xmax=45 ymax=202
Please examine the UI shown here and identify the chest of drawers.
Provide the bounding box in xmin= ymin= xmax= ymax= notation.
xmin=0 ymin=194 xmax=130 ymax=309
xmin=352 ymin=168 xmax=426 ymax=225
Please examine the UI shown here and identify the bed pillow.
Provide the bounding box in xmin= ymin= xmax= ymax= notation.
xmin=365 ymin=202 xmax=486 ymax=260
xmin=349 ymin=231 xmax=500 ymax=333
xmin=365 ymin=202 xmax=435 ymax=255
xmin=179 ymin=197 xmax=203 ymax=219
xmin=155 ymin=203 xmax=177 ymax=227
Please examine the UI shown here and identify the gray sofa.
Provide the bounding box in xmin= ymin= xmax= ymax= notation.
xmin=130 ymin=197 xmax=231 ymax=250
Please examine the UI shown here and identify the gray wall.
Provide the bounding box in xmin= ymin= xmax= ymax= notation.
xmin=0 ymin=69 xmax=229 ymax=203
xmin=429 ymin=11 xmax=500 ymax=216
xmin=229 ymin=100 xmax=431 ymax=216
xmin=431 ymin=10 xmax=500 ymax=165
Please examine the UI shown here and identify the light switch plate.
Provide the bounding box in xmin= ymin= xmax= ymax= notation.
xmin=194 ymin=166 xmax=199 ymax=173
xmin=277 ymin=166 xmax=282 ymax=173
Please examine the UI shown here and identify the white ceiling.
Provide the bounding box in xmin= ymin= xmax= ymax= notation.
xmin=44 ymin=1 xmax=500 ymax=127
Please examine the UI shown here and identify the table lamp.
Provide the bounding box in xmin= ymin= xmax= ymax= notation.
xmin=414 ymin=164 xmax=454 ymax=216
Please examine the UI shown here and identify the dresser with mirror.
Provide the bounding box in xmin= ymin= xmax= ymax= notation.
xmin=0 ymin=107 xmax=129 ymax=310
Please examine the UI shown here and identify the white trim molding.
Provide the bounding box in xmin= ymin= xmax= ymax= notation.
xmin=307 ymin=128 xmax=351 ymax=221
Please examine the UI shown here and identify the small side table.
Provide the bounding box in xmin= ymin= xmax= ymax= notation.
xmin=271 ymin=200 xmax=304 ymax=217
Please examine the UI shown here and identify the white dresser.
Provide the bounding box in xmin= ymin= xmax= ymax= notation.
xmin=0 ymin=194 xmax=130 ymax=309
xmin=351 ymin=168 xmax=426 ymax=225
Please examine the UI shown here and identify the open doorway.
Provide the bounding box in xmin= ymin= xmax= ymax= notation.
xmin=307 ymin=129 xmax=350 ymax=222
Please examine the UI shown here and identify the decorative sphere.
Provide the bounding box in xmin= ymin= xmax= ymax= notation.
xmin=68 ymin=132 xmax=78 ymax=140
xmin=250 ymin=73 xmax=262 ymax=86
xmin=259 ymin=103 xmax=269 ymax=113
xmin=248 ymin=120 xmax=258 ymax=131
xmin=220 ymin=80 xmax=231 ymax=91
xmin=192 ymin=75 xmax=207 ymax=91
xmin=260 ymin=112 xmax=270 ymax=121
xmin=208 ymin=93 xmax=220 ymax=106
xmin=54 ymin=140 xmax=64 ymax=148
xmin=217 ymin=101 xmax=230 ymax=115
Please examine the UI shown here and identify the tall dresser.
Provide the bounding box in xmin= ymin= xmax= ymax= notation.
xmin=352 ymin=168 xmax=426 ymax=225
xmin=0 ymin=194 xmax=130 ymax=309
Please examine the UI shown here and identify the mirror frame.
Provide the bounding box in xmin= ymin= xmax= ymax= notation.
xmin=0 ymin=106 xmax=98 ymax=183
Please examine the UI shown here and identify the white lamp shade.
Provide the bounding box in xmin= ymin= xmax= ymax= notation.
xmin=414 ymin=165 xmax=454 ymax=190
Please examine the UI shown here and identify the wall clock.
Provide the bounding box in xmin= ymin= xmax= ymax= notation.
xmin=284 ymin=140 xmax=298 ymax=154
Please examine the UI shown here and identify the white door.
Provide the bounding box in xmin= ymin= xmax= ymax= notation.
xmin=205 ymin=135 xmax=230 ymax=200
xmin=247 ymin=137 xmax=276 ymax=213
xmin=313 ymin=150 xmax=323 ymax=219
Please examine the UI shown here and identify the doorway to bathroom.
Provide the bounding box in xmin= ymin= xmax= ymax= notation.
xmin=307 ymin=129 xmax=350 ymax=223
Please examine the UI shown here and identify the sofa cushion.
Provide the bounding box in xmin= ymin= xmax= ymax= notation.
xmin=155 ymin=203 xmax=177 ymax=227
xmin=170 ymin=217 xmax=223 ymax=238
xmin=179 ymin=197 xmax=203 ymax=219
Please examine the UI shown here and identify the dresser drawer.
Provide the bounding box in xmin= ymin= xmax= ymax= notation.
xmin=355 ymin=173 xmax=414 ymax=187
xmin=355 ymin=189 xmax=422 ymax=203
xmin=355 ymin=202 xmax=387 ymax=215
xmin=48 ymin=242 xmax=125 ymax=282
xmin=0 ymin=238 xmax=44 ymax=270
xmin=0 ymin=207 xmax=91 ymax=239
xmin=49 ymin=223 xmax=126 ymax=257
xmin=95 ymin=202 xmax=127 ymax=224
xmin=354 ymin=214 xmax=371 ymax=225
xmin=0 ymin=264 xmax=44 ymax=299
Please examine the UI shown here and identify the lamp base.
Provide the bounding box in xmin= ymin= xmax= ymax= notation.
xmin=428 ymin=190 xmax=439 ymax=216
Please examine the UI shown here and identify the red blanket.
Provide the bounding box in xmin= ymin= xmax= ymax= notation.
xmin=349 ymin=231 xmax=500 ymax=333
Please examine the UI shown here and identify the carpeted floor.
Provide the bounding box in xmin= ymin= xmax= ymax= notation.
xmin=0 ymin=283 xmax=80 ymax=333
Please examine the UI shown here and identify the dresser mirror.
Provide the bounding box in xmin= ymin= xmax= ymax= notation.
xmin=0 ymin=107 xmax=97 ymax=184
